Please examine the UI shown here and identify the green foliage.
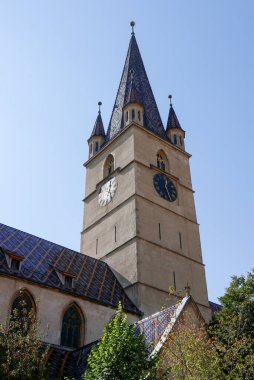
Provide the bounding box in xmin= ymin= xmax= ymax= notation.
xmin=0 ymin=298 xmax=49 ymax=380
xmin=84 ymin=303 xmax=159 ymax=380
xmin=160 ymin=313 xmax=222 ymax=380
xmin=209 ymin=270 xmax=254 ymax=379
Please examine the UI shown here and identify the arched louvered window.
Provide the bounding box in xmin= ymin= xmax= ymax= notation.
xmin=60 ymin=305 xmax=83 ymax=348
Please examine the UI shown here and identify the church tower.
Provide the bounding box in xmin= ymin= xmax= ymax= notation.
xmin=81 ymin=23 xmax=210 ymax=321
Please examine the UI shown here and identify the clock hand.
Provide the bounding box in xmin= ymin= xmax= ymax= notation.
xmin=164 ymin=179 xmax=172 ymax=200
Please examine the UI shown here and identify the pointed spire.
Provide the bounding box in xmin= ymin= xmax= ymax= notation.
xmin=166 ymin=95 xmax=183 ymax=131
xmin=107 ymin=23 xmax=166 ymax=141
xmin=90 ymin=102 xmax=105 ymax=138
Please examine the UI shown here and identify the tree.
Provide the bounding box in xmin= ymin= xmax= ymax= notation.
xmin=159 ymin=311 xmax=222 ymax=380
xmin=209 ymin=270 xmax=254 ymax=379
xmin=0 ymin=296 xmax=49 ymax=380
xmin=84 ymin=303 xmax=159 ymax=380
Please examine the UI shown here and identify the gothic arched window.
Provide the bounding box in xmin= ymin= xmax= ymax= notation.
xmin=60 ymin=304 xmax=83 ymax=348
xmin=10 ymin=290 xmax=35 ymax=331
xmin=104 ymin=154 xmax=115 ymax=177
xmin=156 ymin=150 xmax=168 ymax=172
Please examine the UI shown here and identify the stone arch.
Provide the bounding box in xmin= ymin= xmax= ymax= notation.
xmin=60 ymin=302 xmax=85 ymax=348
xmin=103 ymin=154 xmax=115 ymax=178
xmin=156 ymin=149 xmax=169 ymax=172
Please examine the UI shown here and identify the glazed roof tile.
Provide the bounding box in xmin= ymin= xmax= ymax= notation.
xmin=0 ymin=223 xmax=140 ymax=315
xmin=107 ymin=34 xmax=166 ymax=141
xmin=137 ymin=304 xmax=177 ymax=353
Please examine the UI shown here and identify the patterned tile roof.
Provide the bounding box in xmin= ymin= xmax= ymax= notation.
xmin=166 ymin=104 xmax=183 ymax=131
xmin=106 ymin=34 xmax=166 ymax=141
xmin=46 ymin=342 xmax=97 ymax=380
xmin=89 ymin=111 xmax=105 ymax=139
xmin=0 ymin=223 xmax=140 ymax=314
xmin=137 ymin=304 xmax=178 ymax=353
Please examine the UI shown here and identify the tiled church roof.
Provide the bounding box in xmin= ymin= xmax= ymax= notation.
xmin=0 ymin=223 xmax=140 ymax=315
xmin=106 ymin=33 xmax=166 ymax=141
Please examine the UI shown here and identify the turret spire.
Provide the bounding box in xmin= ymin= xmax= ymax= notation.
xmin=88 ymin=102 xmax=105 ymax=158
xmin=107 ymin=24 xmax=165 ymax=141
xmin=90 ymin=102 xmax=105 ymax=138
xmin=166 ymin=96 xmax=182 ymax=131
xmin=166 ymin=96 xmax=185 ymax=150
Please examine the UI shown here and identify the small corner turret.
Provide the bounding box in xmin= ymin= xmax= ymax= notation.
xmin=123 ymin=69 xmax=144 ymax=128
xmin=88 ymin=102 xmax=105 ymax=159
xmin=166 ymin=95 xmax=185 ymax=151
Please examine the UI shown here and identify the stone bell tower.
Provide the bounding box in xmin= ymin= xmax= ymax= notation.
xmin=81 ymin=22 xmax=211 ymax=321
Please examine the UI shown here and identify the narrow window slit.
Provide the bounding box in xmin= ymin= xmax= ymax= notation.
xmin=96 ymin=238 xmax=98 ymax=255
xmin=173 ymin=271 xmax=176 ymax=291
xmin=179 ymin=232 xmax=182 ymax=249
xmin=158 ymin=223 xmax=161 ymax=240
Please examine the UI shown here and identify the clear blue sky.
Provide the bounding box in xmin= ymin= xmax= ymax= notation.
xmin=0 ymin=1 xmax=253 ymax=303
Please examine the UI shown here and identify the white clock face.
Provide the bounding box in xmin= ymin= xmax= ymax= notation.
xmin=98 ymin=177 xmax=118 ymax=207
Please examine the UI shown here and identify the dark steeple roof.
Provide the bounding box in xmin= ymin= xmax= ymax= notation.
xmin=107 ymin=34 xmax=166 ymax=141
xmin=89 ymin=105 xmax=105 ymax=139
xmin=166 ymin=104 xmax=183 ymax=131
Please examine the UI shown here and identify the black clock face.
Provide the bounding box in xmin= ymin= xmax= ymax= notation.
xmin=153 ymin=173 xmax=177 ymax=202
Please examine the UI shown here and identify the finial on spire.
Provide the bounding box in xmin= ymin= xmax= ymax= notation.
xmin=185 ymin=283 xmax=191 ymax=297
xmin=168 ymin=94 xmax=173 ymax=107
xmin=130 ymin=21 xmax=135 ymax=35
xmin=98 ymin=101 xmax=102 ymax=114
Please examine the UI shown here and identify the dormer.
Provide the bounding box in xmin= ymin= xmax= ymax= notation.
xmin=123 ymin=70 xmax=144 ymax=128
xmin=54 ymin=267 xmax=76 ymax=289
xmin=4 ymin=250 xmax=23 ymax=271
xmin=166 ymin=96 xmax=185 ymax=151
xmin=88 ymin=102 xmax=105 ymax=159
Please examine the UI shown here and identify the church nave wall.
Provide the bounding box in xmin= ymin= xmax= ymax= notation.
xmin=0 ymin=276 xmax=138 ymax=346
